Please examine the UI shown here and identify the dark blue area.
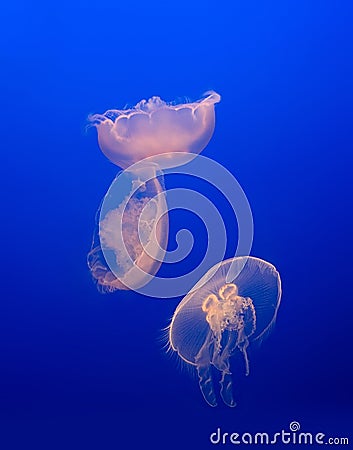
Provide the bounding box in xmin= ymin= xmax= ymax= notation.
xmin=1 ymin=1 xmax=353 ymax=448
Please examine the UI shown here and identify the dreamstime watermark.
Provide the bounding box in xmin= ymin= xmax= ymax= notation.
xmin=210 ymin=421 xmax=349 ymax=445
xmin=99 ymin=153 xmax=254 ymax=298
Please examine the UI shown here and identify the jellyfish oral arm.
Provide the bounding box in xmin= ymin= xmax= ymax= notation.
xmin=196 ymin=363 xmax=218 ymax=408
xmin=194 ymin=332 xmax=218 ymax=407
xmin=216 ymin=331 xmax=238 ymax=408
xmin=219 ymin=372 xmax=236 ymax=408
xmin=237 ymin=335 xmax=250 ymax=376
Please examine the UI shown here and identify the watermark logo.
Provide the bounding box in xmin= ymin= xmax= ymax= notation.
xmin=98 ymin=153 xmax=254 ymax=298
xmin=289 ymin=421 xmax=301 ymax=432
xmin=210 ymin=421 xmax=349 ymax=445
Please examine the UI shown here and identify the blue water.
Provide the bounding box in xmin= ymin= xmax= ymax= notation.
xmin=1 ymin=1 xmax=353 ymax=449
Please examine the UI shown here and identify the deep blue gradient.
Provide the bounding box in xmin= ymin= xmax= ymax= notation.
xmin=1 ymin=1 xmax=353 ymax=449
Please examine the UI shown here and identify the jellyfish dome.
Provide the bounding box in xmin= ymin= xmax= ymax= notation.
xmin=168 ymin=256 xmax=282 ymax=407
xmin=89 ymin=91 xmax=221 ymax=170
xmin=87 ymin=163 xmax=168 ymax=292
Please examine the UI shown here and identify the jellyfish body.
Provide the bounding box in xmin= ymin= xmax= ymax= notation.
xmin=87 ymin=163 xmax=168 ymax=292
xmin=168 ymin=256 xmax=282 ymax=407
xmin=89 ymin=91 xmax=221 ymax=169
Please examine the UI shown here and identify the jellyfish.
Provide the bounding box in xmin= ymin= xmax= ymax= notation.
xmin=88 ymin=91 xmax=221 ymax=292
xmin=88 ymin=91 xmax=221 ymax=170
xmin=168 ymin=256 xmax=282 ymax=407
xmin=87 ymin=163 xmax=168 ymax=292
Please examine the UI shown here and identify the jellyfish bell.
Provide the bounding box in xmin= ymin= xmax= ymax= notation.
xmin=89 ymin=91 xmax=221 ymax=170
xmin=168 ymin=256 xmax=282 ymax=407
xmin=170 ymin=257 xmax=282 ymax=362
xmin=87 ymin=162 xmax=168 ymax=292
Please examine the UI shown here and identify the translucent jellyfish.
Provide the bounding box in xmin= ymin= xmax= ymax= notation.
xmin=87 ymin=163 xmax=168 ymax=292
xmin=88 ymin=91 xmax=221 ymax=169
xmin=168 ymin=256 xmax=282 ymax=407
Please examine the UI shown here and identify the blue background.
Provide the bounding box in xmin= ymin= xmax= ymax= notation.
xmin=1 ymin=1 xmax=353 ymax=448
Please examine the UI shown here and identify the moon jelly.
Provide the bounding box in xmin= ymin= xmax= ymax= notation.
xmin=89 ymin=91 xmax=221 ymax=169
xmin=87 ymin=163 xmax=168 ymax=292
xmin=168 ymin=256 xmax=282 ymax=407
